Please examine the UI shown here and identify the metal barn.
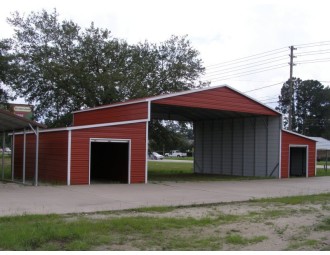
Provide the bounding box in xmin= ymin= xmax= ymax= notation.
xmin=9 ymin=85 xmax=316 ymax=185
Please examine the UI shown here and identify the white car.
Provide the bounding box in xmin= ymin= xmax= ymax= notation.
xmin=151 ymin=152 xmax=164 ymax=160
xmin=0 ymin=147 xmax=11 ymax=154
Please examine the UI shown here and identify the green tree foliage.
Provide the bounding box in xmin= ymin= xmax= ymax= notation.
xmin=277 ymin=78 xmax=330 ymax=138
xmin=0 ymin=40 xmax=14 ymax=105
xmin=2 ymin=9 xmax=206 ymax=126
xmin=149 ymin=120 xmax=193 ymax=153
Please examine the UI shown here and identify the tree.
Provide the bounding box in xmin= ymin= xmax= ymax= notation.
xmin=2 ymin=9 xmax=206 ymax=127
xmin=148 ymin=120 xmax=193 ymax=153
xmin=276 ymin=77 xmax=302 ymax=130
xmin=277 ymin=78 xmax=330 ymax=138
xmin=0 ymin=39 xmax=14 ymax=106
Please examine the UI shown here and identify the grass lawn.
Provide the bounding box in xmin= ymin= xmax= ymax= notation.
xmin=164 ymin=156 xmax=194 ymax=161
xmin=316 ymin=168 xmax=330 ymax=176
xmin=0 ymin=155 xmax=11 ymax=180
xmin=0 ymin=193 xmax=329 ymax=251
xmin=148 ymin=161 xmax=274 ymax=182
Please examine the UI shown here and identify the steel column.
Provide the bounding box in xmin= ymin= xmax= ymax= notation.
xmin=11 ymin=131 xmax=15 ymax=181
xmin=1 ymin=132 xmax=4 ymax=180
xmin=35 ymin=127 xmax=39 ymax=186
xmin=23 ymin=129 xmax=26 ymax=184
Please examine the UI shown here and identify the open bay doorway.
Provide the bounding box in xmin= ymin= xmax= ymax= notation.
xmin=90 ymin=139 xmax=130 ymax=184
xmin=290 ymin=146 xmax=307 ymax=177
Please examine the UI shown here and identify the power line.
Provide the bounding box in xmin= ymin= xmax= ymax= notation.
xmin=205 ymin=47 xmax=287 ymax=69
xmin=294 ymin=40 xmax=330 ymax=48
xmin=295 ymin=58 xmax=330 ymax=65
xmin=295 ymin=49 xmax=330 ymax=56
xmin=243 ymin=82 xmax=283 ymax=93
xmin=208 ymin=64 xmax=288 ymax=83
xmin=204 ymin=55 xmax=288 ymax=77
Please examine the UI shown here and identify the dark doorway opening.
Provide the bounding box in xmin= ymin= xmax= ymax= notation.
xmin=290 ymin=147 xmax=307 ymax=177
xmin=90 ymin=140 xmax=129 ymax=183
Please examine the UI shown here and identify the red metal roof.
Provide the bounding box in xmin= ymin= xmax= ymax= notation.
xmin=73 ymin=85 xmax=281 ymax=116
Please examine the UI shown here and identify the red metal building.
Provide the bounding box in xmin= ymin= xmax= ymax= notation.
xmin=281 ymin=130 xmax=316 ymax=178
xmin=11 ymin=85 xmax=316 ymax=185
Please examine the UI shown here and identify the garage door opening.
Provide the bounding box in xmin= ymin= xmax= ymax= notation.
xmin=290 ymin=147 xmax=307 ymax=177
xmin=90 ymin=139 xmax=130 ymax=184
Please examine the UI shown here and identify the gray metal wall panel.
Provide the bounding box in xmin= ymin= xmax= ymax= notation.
xmin=212 ymin=120 xmax=222 ymax=174
xmin=222 ymin=120 xmax=232 ymax=175
xmin=243 ymin=118 xmax=255 ymax=176
xmin=255 ymin=117 xmax=267 ymax=176
xmin=233 ymin=119 xmax=243 ymax=175
xmin=267 ymin=117 xmax=281 ymax=177
xmin=202 ymin=120 xmax=213 ymax=173
xmin=194 ymin=121 xmax=203 ymax=173
xmin=194 ymin=116 xmax=280 ymax=177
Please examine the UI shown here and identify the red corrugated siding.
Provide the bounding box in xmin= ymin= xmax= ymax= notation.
xmin=153 ymin=87 xmax=278 ymax=116
xmin=70 ymin=122 xmax=146 ymax=185
xmin=73 ymin=102 xmax=148 ymax=126
xmin=14 ymin=131 xmax=68 ymax=183
xmin=281 ymin=131 xmax=316 ymax=178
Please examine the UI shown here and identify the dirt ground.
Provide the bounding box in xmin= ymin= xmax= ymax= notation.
xmin=83 ymin=199 xmax=330 ymax=251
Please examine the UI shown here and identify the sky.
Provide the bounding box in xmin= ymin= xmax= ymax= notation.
xmin=1 ymin=0 xmax=330 ymax=107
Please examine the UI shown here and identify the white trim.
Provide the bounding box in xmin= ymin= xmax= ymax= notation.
xmin=72 ymin=84 xmax=281 ymax=116
xmin=67 ymin=130 xmax=72 ymax=186
xmin=11 ymin=131 xmax=15 ymax=181
xmin=145 ymin=101 xmax=151 ymax=184
xmin=34 ymin=127 xmax=39 ymax=186
xmin=147 ymin=100 xmax=151 ymax=121
xmin=279 ymin=127 xmax=282 ymax=179
xmin=145 ymin=121 xmax=149 ymax=184
xmin=23 ymin=130 xmax=26 ymax=184
xmin=288 ymin=144 xmax=309 ymax=178
xmin=10 ymin=119 xmax=149 ymax=135
xmin=315 ymin=146 xmax=317 ymax=176
xmin=89 ymin=138 xmax=131 ymax=185
xmin=73 ymin=100 xmax=149 ymax=114
xmin=128 ymin=141 xmax=131 ymax=184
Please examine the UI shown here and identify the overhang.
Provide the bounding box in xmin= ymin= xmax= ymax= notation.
xmin=0 ymin=109 xmax=46 ymax=132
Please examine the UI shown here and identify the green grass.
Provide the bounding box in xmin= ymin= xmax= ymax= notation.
xmin=131 ymin=206 xmax=176 ymax=213
xmin=0 ymin=155 xmax=11 ymax=180
xmin=287 ymin=239 xmax=319 ymax=250
xmin=316 ymin=168 xmax=330 ymax=176
xmin=0 ymin=213 xmax=239 ymax=251
xmin=0 ymin=193 xmax=329 ymax=250
xmin=225 ymin=234 xmax=267 ymax=245
xmin=148 ymin=161 xmax=273 ymax=182
xmin=165 ymin=156 xmax=194 ymax=161
xmin=251 ymin=193 xmax=330 ymax=205
xmin=315 ymin=217 xmax=330 ymax=231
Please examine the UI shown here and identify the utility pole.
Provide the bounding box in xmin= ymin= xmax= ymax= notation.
xmin=288 ymin=46 xmax=296 ymax=131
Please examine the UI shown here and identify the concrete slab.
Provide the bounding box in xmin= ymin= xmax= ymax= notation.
xmin=0 ymin=177 xmax=330 ymax=216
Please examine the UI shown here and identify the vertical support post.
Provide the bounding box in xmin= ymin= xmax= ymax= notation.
xmin=220 ymin=120 xmax=224 ymax=175
xmin=34 ymin=127 xmax=39 ymax=186
xmin=265 ymin=117 xmax=269 ymax=177
xmin=11 ymin=131 xmax=15 ymax=181
xmin=326 ymin=150 xmax=328 ymax=172
xmin=23 ymin=129 xmax=26 ymax=184
xmin=242 ymin=119 xmax=245 ymax=176
xmin=1 ymin=132 xmax=4 ymax=180
xmin=253 ymin=118 xmax=256 ymax=176
xmin=201 ymin=121 xmax=204 ymax=173
xmin=210 ymin=120 xmax=214 ymax=174
xmin=231 ymin=119 xmax=234 ymax=175
xmin=67 ymin=130 xmax=71 ymax=185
